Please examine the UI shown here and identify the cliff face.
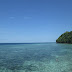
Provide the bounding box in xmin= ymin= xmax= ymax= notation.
xmin=56 ymin=31 xmax=72 ymax=44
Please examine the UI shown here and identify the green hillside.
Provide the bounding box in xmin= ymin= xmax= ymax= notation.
xmin=56 ymin=31 xmax=72 ymax=44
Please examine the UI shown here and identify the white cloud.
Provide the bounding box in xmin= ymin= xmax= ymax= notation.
xmin=9 ymin=17 xmax=15 ymax=19
xmin=24 ymin=16 xmax=32 ymax=19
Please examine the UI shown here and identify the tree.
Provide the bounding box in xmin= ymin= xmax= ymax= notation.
xmin=56 ymin=31 xmax=72 ymax=44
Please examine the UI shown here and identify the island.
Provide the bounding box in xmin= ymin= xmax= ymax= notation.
xmin=56 ymin=31 xmax=72 ymax=44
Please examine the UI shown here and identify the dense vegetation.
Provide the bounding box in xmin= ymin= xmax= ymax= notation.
xmin=56 ymin=31 xmax=72 ymax=44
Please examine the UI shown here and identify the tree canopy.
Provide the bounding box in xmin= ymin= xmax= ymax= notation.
xmin=56 ymin=31 xmax=72 ymax=44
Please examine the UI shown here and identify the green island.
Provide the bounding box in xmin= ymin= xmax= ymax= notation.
xmin=56 ymin=31 xmax=72 ymax=44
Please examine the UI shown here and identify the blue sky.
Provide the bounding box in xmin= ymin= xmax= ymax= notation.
xmin=0 ymin=0 xmax=72 ymax=43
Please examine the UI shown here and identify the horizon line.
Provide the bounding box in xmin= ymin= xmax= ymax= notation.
xmin=0 ymin=42 xmax=56 ymax=44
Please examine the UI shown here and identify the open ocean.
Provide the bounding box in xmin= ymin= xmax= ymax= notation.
xmin=0 ymin=42 xmax=72 ymax=72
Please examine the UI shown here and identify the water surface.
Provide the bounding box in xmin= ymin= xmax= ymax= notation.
xmin=0 ymin=42 xmax=72 ymax=72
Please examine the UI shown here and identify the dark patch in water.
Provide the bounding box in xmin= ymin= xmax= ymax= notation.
xmin=23 ymin=64 xmax=38 ymax=71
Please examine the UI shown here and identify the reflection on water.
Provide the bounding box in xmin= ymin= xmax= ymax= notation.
xmin=0 ymin=43 xmax=72 ymax=72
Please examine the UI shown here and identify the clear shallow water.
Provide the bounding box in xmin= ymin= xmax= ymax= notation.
xmin=0 ymin=42 xmax=72 ymax=72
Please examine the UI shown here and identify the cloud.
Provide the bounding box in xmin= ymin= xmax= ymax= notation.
xmin=24 ymin=16 xmax=32 ymax=19
xmin=9 ymin=17 xmax=15 ymax=19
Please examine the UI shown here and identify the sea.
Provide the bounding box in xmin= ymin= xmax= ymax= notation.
xmin=0 ymin=42 xmax=72 ymax=72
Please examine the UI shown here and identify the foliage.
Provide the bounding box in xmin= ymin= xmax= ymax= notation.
xmin=56 ymin=31 xmax=72 ymax=44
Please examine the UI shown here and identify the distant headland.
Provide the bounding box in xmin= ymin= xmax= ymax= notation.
xmin=56 ymin=31 xmax=72 ymax=44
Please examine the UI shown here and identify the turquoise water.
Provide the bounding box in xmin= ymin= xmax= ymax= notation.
xmin=0 ymin=42 xmax=72 ymax=72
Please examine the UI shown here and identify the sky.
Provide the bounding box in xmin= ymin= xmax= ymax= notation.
xmin=0 ymin=0 xmax=72 ymax=43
